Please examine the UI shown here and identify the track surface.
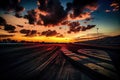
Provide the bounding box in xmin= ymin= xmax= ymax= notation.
xmin=0 ymin=43 xmax=119 ymax=80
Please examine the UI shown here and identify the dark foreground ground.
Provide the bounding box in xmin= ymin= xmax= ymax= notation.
xmin=0 ymin=43 xmax=120 ymax=80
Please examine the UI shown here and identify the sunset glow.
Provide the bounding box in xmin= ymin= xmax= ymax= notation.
xmin=0 ymin=0 xmax=120 ymax=43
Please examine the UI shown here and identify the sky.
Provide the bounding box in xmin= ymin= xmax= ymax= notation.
xmin=0 ymin=0 xmax=120 ymax=43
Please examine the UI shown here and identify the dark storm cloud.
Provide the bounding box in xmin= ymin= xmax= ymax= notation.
xmin=81 ymin=26 xmax=87 ymax=31
xmin=15 ymin=13 xmax=23 ymax=18
xmin=67 ymin=22 xmax=81 ymax=33
xmin=20 ymin=29 xmax=37 ymax=37
xmin=0 ymin=17 xmax=6 ymax=26
xmin=25 ymin=0 xmax=66 ymax=25
xmin=81 ymin=25 xmax=96 ymax=31
xmin=67 ymin=0 xmax=98 ymax=17
xmin=67 ymin=22 xmax=96 ymax=33
xmin=0 ymin=0 xmax=24 ymax=11
xmin=0 ymin=17 xmax=17 ymax=33
xmin=0 ymin=0 xmax=98 ymax=26
xmin=86 ymin=25 xmax=96 ymax=29
xmin=24 ymin=10 xmax=35 ymax=24
xmin=66 ymin=2 xmax=72 ymax=12
xmin=25 ymin=0 xmax=98 ymax=26
xmin=38 ymin=0 xmax=66 ymax=25
xmin=0 ymin=0 xmax=25 ymax=17
xmin=67 ymin=26 xmax=81 ymax=33
xmin=37 ymin=0 xmax=48 ymax=11
xmin=4 ymin=24 xmax=16 ymax=33
xmin=68 ymin=21 xmax=80 ymax=28
xmin=20 ymin=29 xmax=30 ymax=34
xmin=39 ymin=0 xmax=66 ymax=25
xmin=41 ymin=29 xmax=59 ymax=37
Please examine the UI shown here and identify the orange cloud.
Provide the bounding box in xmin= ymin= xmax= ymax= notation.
xmin=110 ymin=2 xmax=119 ymax=12
xmin=34 ymin=8 xmax=49 ymax=16
xmin=85 ymin=4 xmax=98 ymax=11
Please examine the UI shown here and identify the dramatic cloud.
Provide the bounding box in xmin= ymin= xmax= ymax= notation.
xmin=25 ymin=0 xmax=66 ymax=25
xmin=0 ymin=0 xmax=25 ymax=17
xmin=41 ymin=30 xmax=59 ymax=37
xmin=20 ymin=29 xmax=37 ymax=37
xmin=66 ymin=12 xmax=92 ymax=21
xmin=67 ymin=22 xmax=96 ymax=33
xmin=4 ymin=24 xmax=16 ymax=33
xmin=86 ymin=25 xmax=96 ymax=29
xmin=0 ymin=0 xmax=119 ymax=43
xmin=67 ymin=0 xmax=98 ymax=17
xmin=81 ymin=25 xmax=96 ymax=31
xmin=0 ymin=17 xmax=17 ymax=33
xmin=67 ymin=22 xmax=81 ymax=33
xmin=20 ymin=29 xmax=30 ymax=34
xmin=0 ymin=0 xmax=98 ymax=27
xmin=24 ymin=9 xmax=41 ymax=24
xmin=25 ymin=0 xmax=98 ymax=26
xmin=0 ymin=17 xmax=6 ymax=26
xmin=68 ymin=21 xmax=80 ymax=27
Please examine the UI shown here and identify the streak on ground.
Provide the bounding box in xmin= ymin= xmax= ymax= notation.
xmin=0 ymin=43 xmax=119 ymax=80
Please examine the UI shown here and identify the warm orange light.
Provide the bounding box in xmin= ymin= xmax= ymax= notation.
xmin=12 ymin=36 xmax=71 ymax=43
